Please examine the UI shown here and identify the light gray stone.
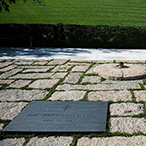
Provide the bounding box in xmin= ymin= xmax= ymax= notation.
xmin=0 ymin=80 xmax=14 ymax=84
xmin=0 ymin=62 xmax=12 ymax=68
xmin=28 ymin=79 xmax=59 ymax=89
xmin=102 ymin=80 xmax=143 ymax=84
xmin=134 ymin=91 xmax=146 ymax=101
xmin=67 ymin=62 xmax=91 ymax=66
xmin=26 ymin=136 xmax=73 ymax=146
xmin=15 ymin=61 xmax=33 ymax=65
xmin=63 ymin=73 xmax=82 ymax=84
xmin=52 ymin=65 xmax=72 ymax=72
xmin=0 ymin=138 xmax=25 ymax=146
xmin=33 ymin=61 xmax=48 ymax=65
xmin=81 ymin=76 xmax=101 ymax=83
xmin=9 ymin=73 xmax=53 ymax=79
xmin=0 ymin=65 xmax=17 ymax=72
xmin=85 ymin=65 xmax=97 ymax=74
xmin=110 ymin=103 xmax=144 ymax=116
xmin=17 ymin=66 xmax=54 ymax=69
xmin=77 ymin=136 xmax=146 ymax=146
xmin=0 ymin=69 xmax=22 ymax=79
xmin=0 ymin=89 xmax=48 ymax=101
xmin=110 ymin=117 xmax=146 ymax=134
xmin=93 ymin=64 xmax=146 ymax=80
xmin=88 ymin=91 xmax=132 ymax=101
xmin=9 ymin=80 xmax=31 ymax=88
xmin=49 ymin=91 xmax=86 ymax=101
xmin=0 ymin=123 xmax=4 ymax=130
xmin=0 ymin=102 xmax=28 ymax=120
xmin=56 ymin=83 xmax=140 ymax=91
xmin=23 ymin=69 xmax=48 ymax=72
xmin=71 ymin=65 xmax=89 ymax=72
xmin=48 ymin=59 xmax=68 ymax=65
xmin=51 ymin=72 xmax=67 ymax=79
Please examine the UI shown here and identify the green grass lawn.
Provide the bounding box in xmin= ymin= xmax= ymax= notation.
xmin=0 ymin=0 xmax=146 ymax=26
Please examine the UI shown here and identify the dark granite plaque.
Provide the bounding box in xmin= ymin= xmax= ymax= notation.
xmin=3 ymin=101 xmax=108 ymax=133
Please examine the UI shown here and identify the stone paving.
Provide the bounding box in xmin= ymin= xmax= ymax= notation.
xmin=0 ymin=59 xmax=146 ymax=146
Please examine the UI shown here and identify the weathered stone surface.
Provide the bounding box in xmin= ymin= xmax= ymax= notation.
xmin=0 ymin=138 xmax=25 ymax=146
xmin=102 ymin=80 xmax=143 ymax=84
xmin=9 ymin=80 xmax=31 ymax=88
xmin=49 ymin=91 xmax=86 ymax=101
xmin=0 ymin=62 xmax=12 ymax=68
xmin=93 ymin=64 xmax=146 ymax=80
xmin=0 ymin=123 xmax=4 ymax=130
xmin=0 ymin=102 xmax=28 ymax=120
xmin=0 ymin=89 xmax=48 ymax=101
xmin=110 ymin=117 xmax=146 ymax=134
xmin=9 ymin=73 xmax=53 ymax=79
xmin=0 ymin=80 xmax=14 ymax=84
xmin=51 ymin=72 xmax=67 ymax=79
xmin=56 ymin=83 xmax=140 ymax=91
xmin=33 ymin=61 xmax=48 ymax=65
xmin=88 ymin=91 xmax=132 ymax=101
xmin=28 ymin=79 xmax=59 ymax=89
xmin=77 ymin=136 xmax=146 ymax=146
xmin=67 ymin=62 xmax=91 ymax=66
xmin=23 ymin=69 xmax=48 ymax=72
xmin=81 ymin=76 xmax=101 ymax=84
xmin=85 ymin=65 xmax=97 ymax=74
xmin=134 ymin=91 xmax=146 ymax=101
xmin=26 ymin=136 xmax=73 ymax=146
xmin=15 ymin=61 xmax=33 ymax=65
xmin=52 ymin=65 xmax=72 ymax=72
xmin=48 ymin=59 xmax=68 ymax=65
xmin=0 ymin=69 xmax=22 ymax=79
xmin=0 ymin=65 xmax=17 ymax=72
xmin=72 ymin=65 xmax=89 ymax=72
xmin=63 ymin=73 xmax=82 ymax=84
xmin=17 ymin=65 xmax=54 ymax=69
xmin=110 ymin=103 xmax=143 ymax=116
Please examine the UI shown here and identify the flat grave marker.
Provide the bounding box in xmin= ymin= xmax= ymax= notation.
xmin=3 ymin=101 xmax=108 ymax=133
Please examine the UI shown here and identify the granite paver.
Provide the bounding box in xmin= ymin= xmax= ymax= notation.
xmin=0 ymin=102 xmax=28 ymax=120
xmin=26 ymin=136 xmax=73 ymax=146
xmin=17 ymin=65 xmax=54 ymax=69
xmin=22 ymin=68 xmax=49 ymax=72
xmin=50 ymin=72 xmax=68 ymax=79
xmin=0 ymin=89 xmax=48 ymax=101
xmin=88 ymin=91 xmax=132 ymax=101
xmin=0 ymin=62 xmax=12 ymax=68
xmin=71 ymin=65 xmax=89 ymax=72
xmin=81 ymin=76 xmax=101 ymax=84
xmin=0 ymin=138 xmax=25 ymax=146
xmin=0 ymin=65 xmax=17 ymax=72
xmin=51 ymin=65 xmax=72 ymax=72
xmin=49 ymin=91 xmax=86 ymax=101
xmin=33 ymin=61 xmax=48 ymax=65
xmin=9 ymin=80 xmax=31 ymax=88
xmin=133 ymin=91 xmax=146 ymax=101
xmin=48 ymin=59 xmax=68 ymax=65
xmin=15 ymin=61 xmax=33 ymax=65
xmin=28 ymin=79 xmax=59 ymax=89
xmin=0 ymin=80 xmax=14 ymax=84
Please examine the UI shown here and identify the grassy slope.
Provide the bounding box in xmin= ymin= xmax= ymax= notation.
xmin=0 ymin=0 xmax=146 ymax=26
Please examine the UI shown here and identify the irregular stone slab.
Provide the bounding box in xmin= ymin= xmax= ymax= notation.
xmin=110 ymin=117 xmax=146 ymax=134
xmin=17 ymin=66 xmax=54 ymax=69
xmin=0 ymin=80 xmax=14 ymax=84
xmin=102 ymin=80 xmax=143 ymax=84
xmin=3 ymin=101 xmax=108 ymax=133
xmin=0 ymin=69 xmax=22 ymax=79
xmin=52 ymin=65 xmax=72 ymax=72
xmin=72 ymin=65 xmax=89 ymax=72
xmin=0 ymin=102 xmax=28 ymax=120
xmin=88 ymin=91 xmax=132 ymax=101
xmin=67 ymin=62 xmax=91 ymax=66
xmin=9 ymin=73 xmax=53 ymax=79
xmin=49 ymin=91 xmax=86 ymax=101
xmin=0 ymin=123 xmax=4 ymax=130
xmin=33 ymin=61 xmax=48 ymax=65
xmin=9 ymin=80 xmax=31 ymax=88
xmin=93 ymin=64 xmax=146 ymax=80
xmin=51 ymin=72 xmax=67 ymax=79
xmin=0 ymin=65 xmax=17 ymax=72
xmin=48 ymin=59 xmax=68 ymax=65
xmin=0 ymin=89 xmax=48 ymax=101
xmin=26 ymin=136 xmax=73 ymax=146
xmin=28 ymin=79 xmax=59 ymax=89
xmin=15 ymin=61 xmax=33 ymax=65
xmin=110 ymin=103 xmax=143 ymax=116
xmin=85 ymin=65 xmax=97 ymax=74
xmin=81 ymin=76 xmax=101 ymax=84
xmin=0 ymin=138 xmax=25 ymax=146
xmin=56 ymin=83 xmax=140 ymax=91
xmin=134 ymin=91 xmax=146 ymax=101
xmin=23 ymin=69 xmax=49 ymax=72
xmin=0 ymin=62 xmax=12 ymax=68
xmin=77 ymin=136 xmax=146 ymax=146
xmin=63 ymin=73 xmax=83 ymax=84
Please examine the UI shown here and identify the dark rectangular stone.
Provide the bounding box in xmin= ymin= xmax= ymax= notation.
xmin=3 ymin=101 xmax=108 ymax=133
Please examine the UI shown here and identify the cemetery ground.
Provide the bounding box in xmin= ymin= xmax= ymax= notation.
xmin=0 ymin=59 xmax=146 ymax=145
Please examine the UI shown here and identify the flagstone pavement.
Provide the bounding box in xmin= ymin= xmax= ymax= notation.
xmin=0 ymin=59 xmax=146 ymax=146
